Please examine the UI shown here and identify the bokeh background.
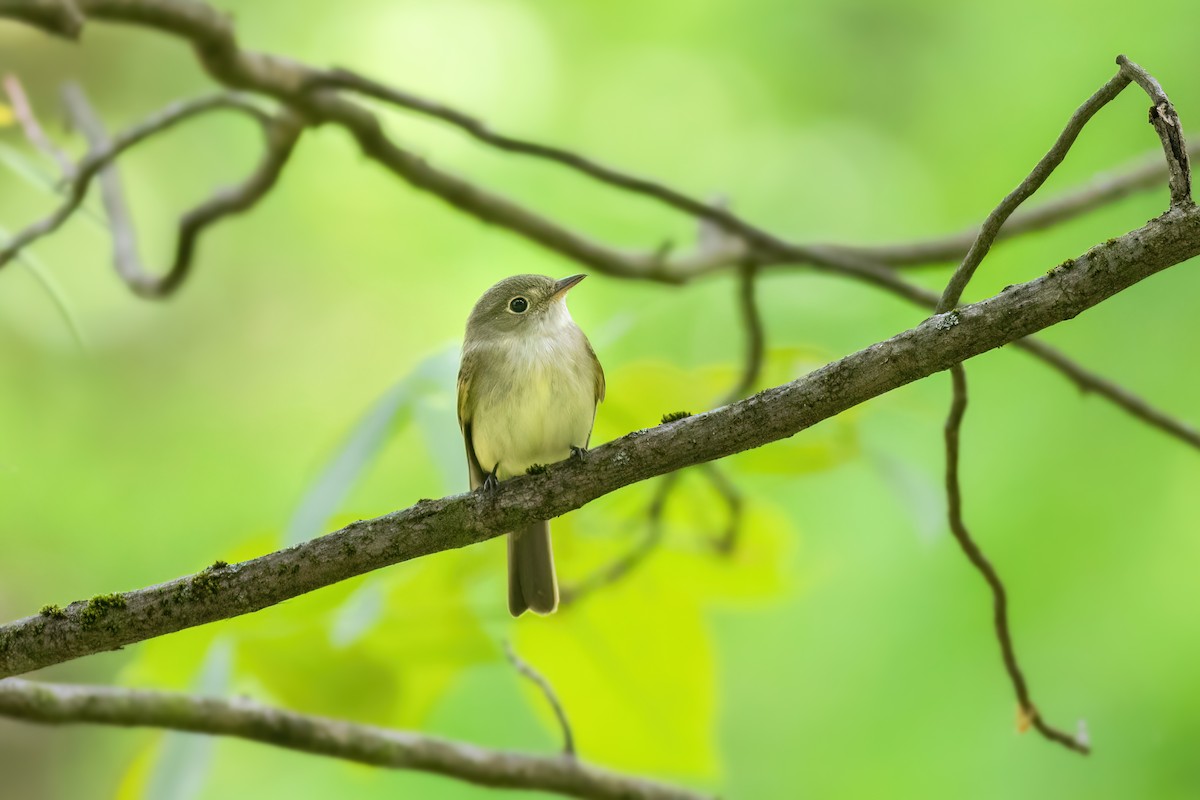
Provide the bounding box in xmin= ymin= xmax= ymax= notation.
xmin=2 ymin=1 xmax=1199 ymax=798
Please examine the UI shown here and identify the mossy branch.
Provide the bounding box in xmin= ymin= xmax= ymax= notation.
xmin=2 ymin=204 xmax=1199 ymax=678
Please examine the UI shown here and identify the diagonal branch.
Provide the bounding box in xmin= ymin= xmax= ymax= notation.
xmin=3 ymin=203 xmax=1199 ymax=678
xmin=62 ymin=82 xmax=302 ymax=298
xmin=312 ymin=65 xmax=1198 ymax=274
xmin=0 ymin=678 xmax=706 ymax=800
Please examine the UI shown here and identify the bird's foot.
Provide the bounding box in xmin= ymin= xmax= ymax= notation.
xmin=570 ymin=445 xmax=588 ymax=461
xmin=482 ymin=464 xmax=501 ymax=492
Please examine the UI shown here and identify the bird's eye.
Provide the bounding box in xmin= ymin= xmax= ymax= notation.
xmin=509 ymin=296 xmax=529 ymax=313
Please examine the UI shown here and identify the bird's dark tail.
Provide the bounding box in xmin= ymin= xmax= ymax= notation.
xmin=508 ymin=521 xmax=558 ymax=616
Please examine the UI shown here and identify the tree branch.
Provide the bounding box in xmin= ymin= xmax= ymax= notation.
xmin=832 ymin=142 xmax=1200 ymax=266
xmin=3 ymin=203 xmax=1199 ymax=678
xmin=0 ymin=92 xmax=277 ymax=271
xmin=62 ymin=82 xmax=302 ymax=297
xmin=937 ymin=68 xmax=1131 ymax=314
xmin=0 ymin=678 xmax=706 ymax=800
xmin=1 ymin=3 xmax=1197 ymax=461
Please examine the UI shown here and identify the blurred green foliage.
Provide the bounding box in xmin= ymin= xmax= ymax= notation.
xmin=2 ymin=1 xmax=1200 ymax=798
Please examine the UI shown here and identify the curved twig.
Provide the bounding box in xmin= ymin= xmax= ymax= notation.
xmin=62 ymin=82 xmax=302 ymax=298
xmin=0 ymin=92 xmax=274 ymax=271
xmin=1117 ymin=54 xmax=1193 ymax=206
xmin=937 ymin=69 xmax=1131 ymax=313
xmin=503 ymin=642 xmax=576 ymax=758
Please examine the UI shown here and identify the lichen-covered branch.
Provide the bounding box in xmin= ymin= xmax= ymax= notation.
xmin=3 ymin=203 xmax=1200 ymax=679
xmin=0 ymin=678 xmax=707 ymax=800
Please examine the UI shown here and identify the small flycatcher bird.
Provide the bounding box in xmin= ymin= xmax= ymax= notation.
xmin=457 ymin=274 xmax=605 ymax=616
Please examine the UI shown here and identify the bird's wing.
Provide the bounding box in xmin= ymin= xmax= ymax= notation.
xmin=457 ymin=350 xmax=487 ymax=491
xmin=587 ymin=336 xmax=606 ymax=403
xmin=584 ymin=336 xmax=605 ymax=449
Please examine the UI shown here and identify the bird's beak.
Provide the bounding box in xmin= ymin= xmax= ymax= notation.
xmin=551 ymin=274 xmax=586 ymax=301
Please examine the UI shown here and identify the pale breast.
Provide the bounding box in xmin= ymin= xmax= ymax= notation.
xmin=469 ymin=325 xmax=598 ymax=480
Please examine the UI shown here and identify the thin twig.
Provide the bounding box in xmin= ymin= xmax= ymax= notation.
xmin=502 ymin=642 xmax=576 ymax=758
xmin=311 ymin=67 xmax=803 ymax=261
xmin=1116 ymin=54 xmax=1193 ymax=208
xmin=1015 ymin=338 xmax=1200 ymax=448
xmin=0 ymin=678 xmax=706 ymax=800
xmin=931 ymin=60 xmax=1193 ymax=756
xmin=2 ymin=72 xmax=74 ymax=177
xmin=61 ymin=83 xmax=302 ymax=298
xmin=942 ymin=367 xmax=1087 ymax=753
xmin=829 ymin=142 xmax=1200 ymax=266
xmin=937 ymin=69 xmax=1131 ymax=313
xmin=316 ymin=65 xmax=1193 ymax=276
xmin=0 ymin=92 xmax=273 ymax=272
xmin=726 ymin=258 xmax=765 ymax=401
xmin=699 ymin=463 xmax=743 ymax=555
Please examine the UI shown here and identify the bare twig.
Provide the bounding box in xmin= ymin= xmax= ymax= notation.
xmin=310 ymin=67 xmax=802 ymax=262
xmin=61 ymin=83 xmax=302 ymax=298
xmin=1117 ymin=54 xmax=1193 ymax=207
xmin=726 ymin=258 xmax=765 ymax=401
xmin=315 ymin=65 xmax=1196 ymax=275
xmin=699 ymin=463 xmax=743 ymax=555
xmin=937 ymin=69 xmax=1131 ymax=313
xmin=502 ymin=642 xmax=576 ymax=758
xmin=0 ymin=678 xmax=706 ymax=800
xmin=4 ymin=202 xmax=1198 ymax=678
xmin=790 ymin=250 xmax=1200 ymax=451
xmin=933 ymin=57 xmax=1191 ymax=756
xmin=828 ymin=142 xmax=1200 ymax=266
xmin=1015 ymin=338 xmax=1200 ymax=448
xmin=942 ymin=367 xmax=1086 ymax=753
xmin=2 ymin=72 xmax=74 ymax=176
xmin=561 ymin=473 xmax=678 ymax=606
xmin=0 ymin=92 xmax=274 ymax=271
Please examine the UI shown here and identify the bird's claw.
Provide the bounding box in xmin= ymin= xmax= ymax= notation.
xmin=482 ymin=465 xmax=500 ymax=492
xmin=570 ymin=445 xmax=588 ymax=461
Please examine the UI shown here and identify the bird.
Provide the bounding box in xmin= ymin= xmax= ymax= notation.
xmin=457 ymin=274 xmax=605 ymax=616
